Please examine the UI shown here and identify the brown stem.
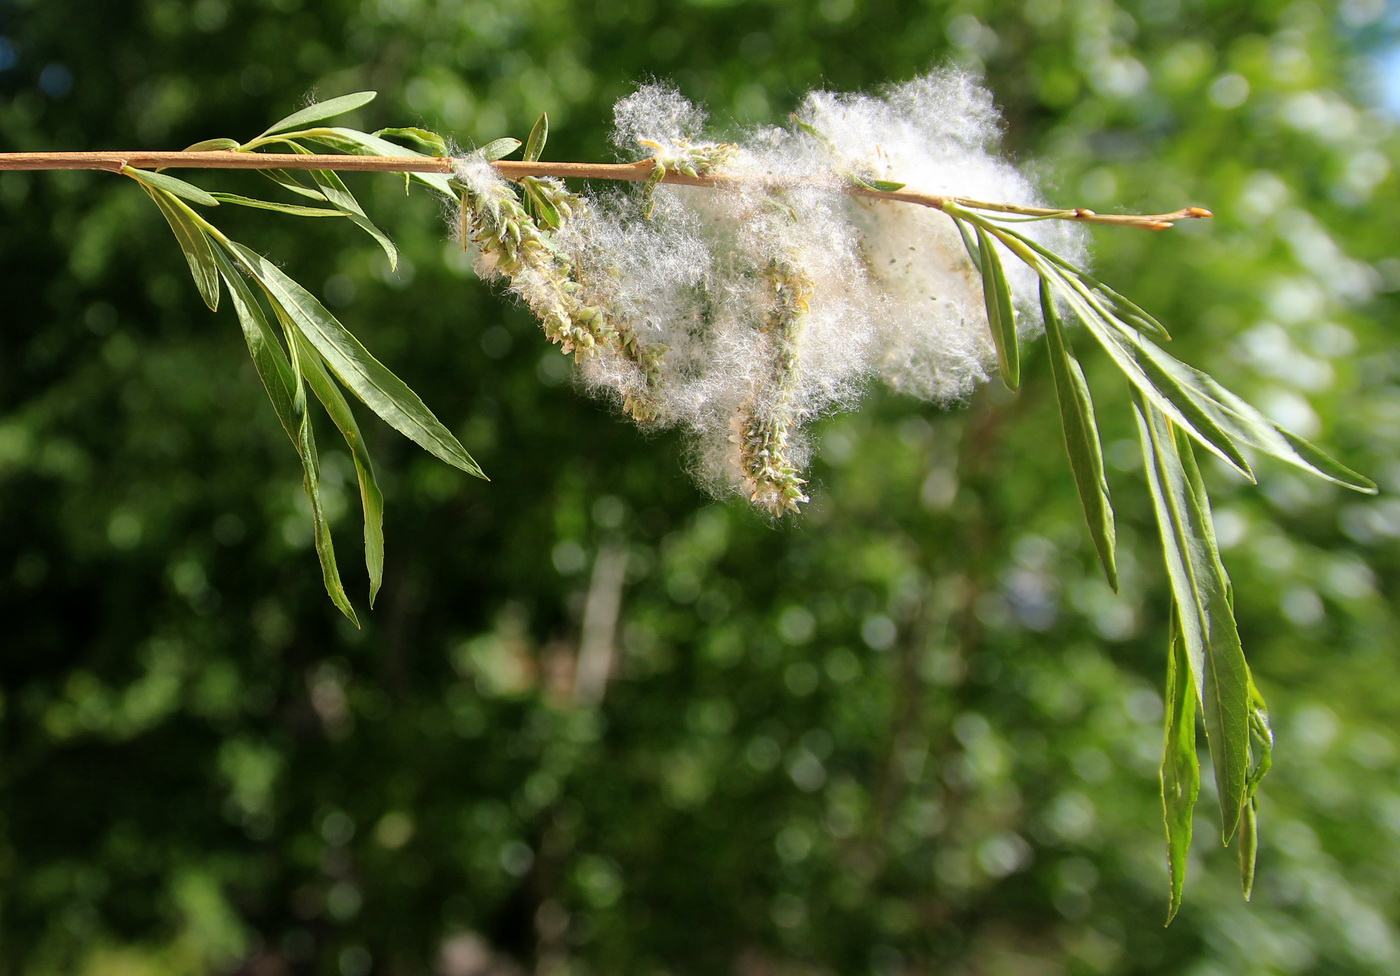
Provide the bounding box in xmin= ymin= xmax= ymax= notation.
xmin=0 ymin=150 xmax=1212 ymax=228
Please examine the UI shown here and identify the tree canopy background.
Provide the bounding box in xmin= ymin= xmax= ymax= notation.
xmin=1 ymin=0 xmax=1398 ymax=973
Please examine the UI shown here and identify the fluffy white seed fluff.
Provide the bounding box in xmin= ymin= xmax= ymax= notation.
xmin=459 ymin=70 xmax=1086 ymax=511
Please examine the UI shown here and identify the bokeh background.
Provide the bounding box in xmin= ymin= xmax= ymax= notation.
xmin=2 ymin=0 xmax=1399 ymax=973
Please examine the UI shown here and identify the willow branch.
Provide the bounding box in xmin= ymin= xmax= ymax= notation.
xmin=0 ymin=151 xmax=1212 ymax=229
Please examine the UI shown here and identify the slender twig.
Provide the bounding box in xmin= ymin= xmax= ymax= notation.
xmin=0 ymin=151 xmax=1212 ymax=229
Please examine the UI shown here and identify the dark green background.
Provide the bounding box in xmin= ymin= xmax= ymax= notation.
xmin=2 ymin=0 xmax=1398 ymax=973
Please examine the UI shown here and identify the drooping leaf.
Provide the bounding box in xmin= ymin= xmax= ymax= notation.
xmin=124 ymin=166 xmax=220 ymax=207
xmin=1041 ymin=279 xmax=1117 ymax=589
xmin=211 ymin=246 xmax=358 ymax=624
xmin=981 ymin=220 xmax=1171 ymax=341
xmin=255 ymin=91 xmax=378 ymax=140
xmin=289 ymin=328 xmax=387 ymax=605
xmin=1135 ymin=398 xmax=1251 ymax=844
xmin=258 ymin=168 xmax=331 ymax=202
xmin=209 ymin=193 xmax=347 ymax=217
xmin=948 ymin=213 xmax=982 ymax=267
xmin=1161 ymin=614 xmax=1201 ymax=923
xmin=973 ymin=224 xmax=1019 ymax=391
xmin=1065 ymin=286 xmax=1254 ymax=481
xmin=136 ymin=183 xmax=220 ymax=312
xmin=308 ymin=127 xmax=455 ymax=197
xmin=1140 ymin=343 xmax=1376 ymax=493
xmin=277 ymin=143 xmax=399 ymax=271
xmin=523 ymin=113 xmax=549 ymax=163
xmin=228 ymin=243 xmax=486 ymax=480
xmin=1240 ymin=676 xmax=1273 ymax=900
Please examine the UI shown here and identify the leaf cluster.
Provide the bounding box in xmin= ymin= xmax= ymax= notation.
xmin=128 ymin=93 xmax=482 ymax=625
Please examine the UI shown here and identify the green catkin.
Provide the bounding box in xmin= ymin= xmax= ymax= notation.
xmin=732 ymin=255 xmax=815 ymax=516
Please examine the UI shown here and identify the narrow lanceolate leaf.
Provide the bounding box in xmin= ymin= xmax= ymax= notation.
xmin=982 ymin=222 xmax=1171 ymax=341
xmin=1162 ymin=614 xmax=1201 ymax=924
xmin=289 ymin=328 xmax=387 ymax=606
xmin=211 ymin=246 xmax=359 ymax=625
xmin=255 ymin=91 xmax=377 ymax=140
xmin=523 ymin=112 xmax=549 ymax=163
xmin=973 ymin=224 xmax=1019 ymax=391
xmin=124 ymin=166 xmax=220 ymax=208
xmin=285 ymin=146 xmax=399 ymax=271
xmin=1041 ymin=280 xmax=1117 ymax=590
xmin=309 ymin=127 xmax=456 ymax=198
xmin=948 ymin=213 xmax=982 ymax=267
xmin=1135 ymin=398 xmax=1250 ymax=845
xmin=136 ymin=184 xmax=221 ymax=311
xmin=228 ymin=243 xmax=486 ymax=480
xmin=209 ymin=193 xmax=347 ymax=217
xmin=1140 ymin=345 xmax=1376 ymax=493
xmin=1240 ymin=676 xmax=1273 ymax=900
xmin=1067 ymin=288 xmax=1254 ymax=482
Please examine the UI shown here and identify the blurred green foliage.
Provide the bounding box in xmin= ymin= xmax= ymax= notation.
xmin=2 ymin=0 xmax=1399 ymax=973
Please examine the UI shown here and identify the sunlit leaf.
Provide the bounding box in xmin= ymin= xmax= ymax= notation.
xmin=524 ymin=113 xmax=549 ymax=163
xmin=1140 ymin=344 xmax=1376 ymax=493
xmin=211 ymin=246 xmax=358 ymax=624
xmin=289 ymin=328 xmax=387 ymax=605
xmin=229 ymin=243 xmax=486 ymax=480
xmin=135 ymin=183 xmax=220 ymax=311
xmin=255 ymin=91 xmax=378 ymax=140
xmin=477 ymin=138 xmax=522 ymax=162
xmin=373 ymin=126 xmax=450 ymax=157
xmin=1162 ymin=614 xmax=1200 ymax=924
xmin=1042 ymin=279 xmax=1117 ymax=589
xmin=973 ymin=224 xmax=1019 ymax=391
xmin=1066 ymin=288 xmax=1254 ymax=481
xmin=308 ymin=127 xmax=455 ymax=197
xmin=124 ymin=166 xmax=220 ymax=207
xmin=209 ymin=193 xmax=346 ymax=217
xmin=1136 ymin=398 xmax=1250 ymax=844
xmin=181 ymin=138 xmax=240 ymax=152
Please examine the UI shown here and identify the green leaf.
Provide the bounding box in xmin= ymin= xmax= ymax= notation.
xmin=524 ymin=113 xmax=549 ymax=163
xmin=948 ymin=213 xmax=982 ymax=267
xmin=849 ymin=175 xmax=907 ymax=192
xmin=258 ymin=168 xmax=330 ymax=202
xmin=256 ymin=91 xmax=377 ymax=140
xmin=373 ymin=126 xmax=450 ymax=157
xmin=1139 ymin=345 xmax=1376 ymax=493
xmin=228 ymin=243 xmax=486 ymax=480
xmin=289 ymin=329 xmax=386 ymax=605
xmin=1042 ymin=279 xmax=1117 ymax=590
xmin=289 ymin=151 xmax=399 ymax=271
xmin=1240 ymin=676 xmax=1273 ymax=900
xmin=209 ymin=193 xmax=347 ymax=217
xmin=124 ymin=166 xmax=220 ymax=207
xmin=1064 ymin=287 xmax=1255 ymax=481
xmin=308 ymin=127 xmax=455 ymax=198
xmin=136 ymin=184 xmax=220 ymax=312
xmin=973 ymin=224 xmax=1019 ymax=391
xmin=1135 ymin=398 xmax=1251 ymax=844
xmin=211 ymin=246 xmax=358 ymax=624
xmin=477 ymin=137 xmax=522 ymax=162
xmin=182 ymin=138 xmax=240 ymax=152
xmin=1161 ymin=614 xmax=1201 ymax=924
xmin=980 ymin=221 xmax=1171 ymax=341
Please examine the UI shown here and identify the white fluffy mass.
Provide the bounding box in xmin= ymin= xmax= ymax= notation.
xmin=458 ymin=69 xmax=1085 ymax=511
